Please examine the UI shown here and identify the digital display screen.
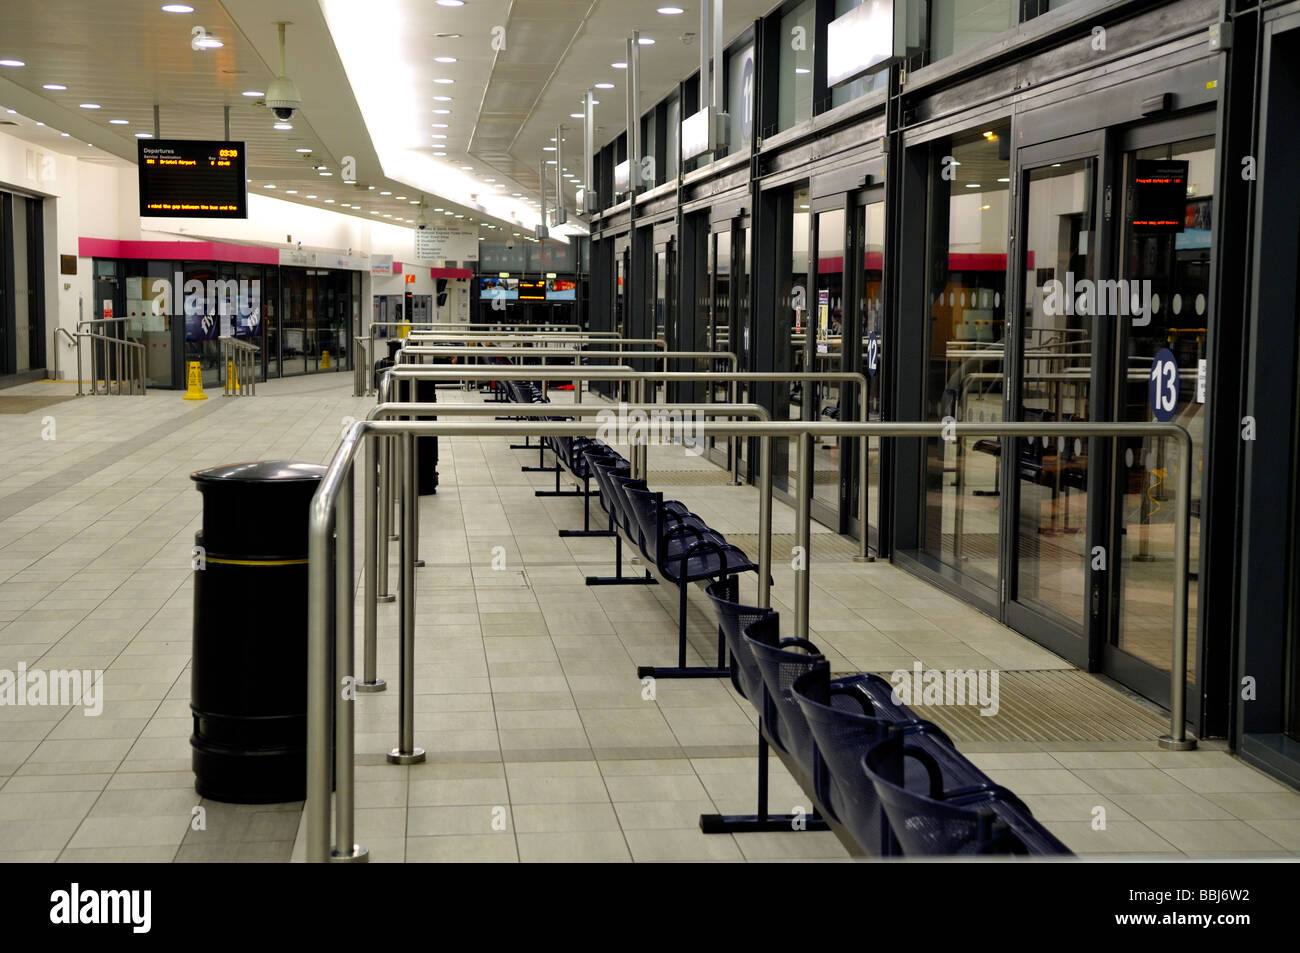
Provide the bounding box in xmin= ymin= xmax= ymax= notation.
xmin=138 ymin=139 xmax=247 ymax=218
xmin=518 ymin=280 xmax=547 ymax=301
xmin=1131 ymin=159 xmax=1188 ymax=233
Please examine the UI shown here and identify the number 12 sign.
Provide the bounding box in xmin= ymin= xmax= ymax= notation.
xmin=1149 ymin=348 xmax=1179 ymax=422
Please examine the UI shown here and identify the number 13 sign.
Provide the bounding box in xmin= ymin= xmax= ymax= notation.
xmin=1149 ymin=348 xmax=1179 ymax=422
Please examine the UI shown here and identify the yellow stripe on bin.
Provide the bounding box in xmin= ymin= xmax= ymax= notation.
xmin=205 ymin=556 xmax=310 ymax=567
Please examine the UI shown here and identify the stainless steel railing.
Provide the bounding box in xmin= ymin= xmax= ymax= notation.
xmin=354 ymin=336 xmax=374 ymax=397
xmin=58 ymin=320 xmax=147 ymax=395
xmin=385 ymin=365 xmax=873 ymax=558
xmin=219 ymin=337 xmax=259 ymax=396
xmin=306 ymin=410 xmax=1196 ymax=861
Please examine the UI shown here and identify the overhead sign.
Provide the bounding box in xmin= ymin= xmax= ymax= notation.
xmin=681 ymin=107 xmax=721 ymax=161
xmin=415 ymin=225 xmax=479 ymax=262
xmin=613 ymin=160 xmax=630 ymax=195
xmin=371 ymin=254 xmax=394 ymax=276
xmin=138 ymin=139 xmax=247 ymax=218
xmin=827 ymin=0 xmax=922 ymax=87
xmin=1131 ymin=160 xmax=1188 ymax=233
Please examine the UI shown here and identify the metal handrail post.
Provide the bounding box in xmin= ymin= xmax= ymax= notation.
xmin=386 ymin=430 xmax=425 ymax=765
xmin=857 ymin=384 xmax=873 ymax=561
xmin=794 ymin=431 xmax=813 ymax=638
xmin=358 ymin=432 xmax=386 ymax=692
xmin=332 ymin=467 xmax=367 ymax=861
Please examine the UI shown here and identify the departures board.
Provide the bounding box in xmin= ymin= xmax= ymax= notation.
xmin=138 ymin=139 xmax=247 ymax=218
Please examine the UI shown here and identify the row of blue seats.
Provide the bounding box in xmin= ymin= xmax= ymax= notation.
xmin=705 ymin=579 xmax=1073 ymax=857
xmin=498 ymin=378 xmax=759 ymax=679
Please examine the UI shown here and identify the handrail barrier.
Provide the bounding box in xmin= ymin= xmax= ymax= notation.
xmin=306 ymin=411 xmax=1196 ymax=861
xmin=354 ymin=336 xmax=373 ymax=397
xmin=219 ymin=337 xmax=259 ymax=396
xmin=385 ymin=365 xmax=873 ymax=556
xmin=57 ymin=320 xmax=147 ymax=395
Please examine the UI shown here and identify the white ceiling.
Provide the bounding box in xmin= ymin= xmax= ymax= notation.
xmin=0 ymin=0 xmax=777 ymax=237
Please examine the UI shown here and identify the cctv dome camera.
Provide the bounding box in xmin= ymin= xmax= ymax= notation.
xmin=265 ymin=75 xmax=302 ymax=121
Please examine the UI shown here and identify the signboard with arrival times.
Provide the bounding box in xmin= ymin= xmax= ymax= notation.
xmin=138 ymin=139 xmax=247 ymax=218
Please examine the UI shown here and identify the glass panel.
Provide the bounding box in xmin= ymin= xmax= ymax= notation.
xmin=727 ymin=44 xmax=755 ymax=153
xmin=183 ymin=262 xmax=221 ymax=385
xmin=1114 ymin=135 xmax=1214 ymax=680
xmin=929 ymin=0 xmax=1019 ymax=63
xmin=777 ymin=188 xmax=811 ymax=493
xmin=709 ymin=228 xmax=732 ymax=451
xmin=123 ymin=260 xmax=176 ymax=388
xmin=10 ymin=196 xmax=29 ymax=372
xmin=264 ymin=268 xmax=280 ymax=378
xmin=778 ymin=1 xmax=815 ymax=132
xmin=855 ymin=200 xmax=886 ymax=534
xmin=813 ymin=207 xmax=845 ymax=512
xmin=738 ymin=225 xmax=752 ymax=469
xmin=665 ymin=97 xmax=680 ymax=181
xmin=282 ymin=268 xmax=306 ymax=375
xmin=1015 ymin=157 xmax=1098 ymax=624
xmin=921 ymin=124 xmax=1011 ymax=589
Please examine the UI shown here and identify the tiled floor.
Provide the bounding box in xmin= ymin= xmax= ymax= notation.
xmin=0 ymin=374 xmax=1296 ymax=862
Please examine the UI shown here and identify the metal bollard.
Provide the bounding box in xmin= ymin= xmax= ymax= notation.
xmin=386 ymin=433 xmax=425 ymax=765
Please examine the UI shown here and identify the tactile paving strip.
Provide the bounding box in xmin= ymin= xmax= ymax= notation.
xmin=853 ymin=669 xmax=1169 ymax=743
xmin=727 ymin=532 xmax=862 ymax=561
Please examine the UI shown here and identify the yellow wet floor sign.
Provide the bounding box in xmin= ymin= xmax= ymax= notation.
xmin=320 ymin=349 xmax=331 ymax=369
xmin=227 ymin=360 xmax=239 ymax=390
xmin=183 ymin=361 xmax=207 ymax=400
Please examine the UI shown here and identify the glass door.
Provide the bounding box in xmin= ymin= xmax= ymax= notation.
xmin=706 ymin=223 xmax=732 ymax=463
xmin=1005 ymin=132 xmax=1103 ymax=666
xmin=811 ymin=202 xmax=845 ymax=524
xmin=1103 ymin=130 xmax=1215 ymax=702
xmin=852 ymin=190 xmax=886 ymax=546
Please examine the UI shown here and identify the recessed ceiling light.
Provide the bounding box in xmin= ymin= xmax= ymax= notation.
xmin=435 ymin=0 xmax=465 ymax=6
xmin=286 ymin=189 xmax=298 ymax=194
xmin=435 ymin=56 xmax=457 ymax=63
xmin=274 ymin=122 xmax=293 ymax=130
xmin=433 ymin=151 xmax=447 ymax=156
xmin=319 ymin=171 xmax=333 ymax=176
xmin=325 ymin=198 xmax=335 ymax=203
xmin=264 ymin=184 xmax=276 ymax=189
xmin=484 ymin=177 xmax=495 ymax=182
xmin=395 ymin=195 xmax=406 ymax=200
xmin=135 ymin=132 xmax=152 ymax=138
xmin=546 ymin=159 xmax=556 ymax=165
xmin=638 ymin=37 xmax=655 ymax=45
xmin=434 ymin=95 xmax=452 ymax=102
xmin=341 ymin=203 xmax=351 ymax=207
xmin=306 ymin=194 xmax=317 ymax=198
xmin=432 ymin=123 xmax=448 ymax=128
xmin=409 ymin=200 xmax=420 ymax=204
xmin=570 ymin=113 xmax=583 ymax=119
xmin=591 ymin=99 xmax=599 ymax=105
xmin=965 ymin=183 xmax=981 ymax=188
xmin=434 ymin=207 xmax=443 ymax=211
xmin=370 ymin=210 xmax=379 ymax=215
xmin=380 ymin=190 xmax=391 ymax=195
xmin=242 ymin=90 xmax=264 ymax=97
xmin=42 ymin=83 xmax=66 ymax=90
xmin=658 ymin=5 xmax=684 ymax=13
xmin=161 ymin=3 xmax=194 ymax=11
xmin=383 ymin=213 xmax=392 ymax=218
xmin=433 ymin=108 xmax=451 ymax=114
xmin=431 ymin=134 xmax=447 ymax=139
xmin=61 ymin=132 xmax=70 ymax=137
xmin=795 ymin=67 xmax=810 ymax=74
xmin=434 ymin=78 xmax=454 ymax=85
xmin=79 ymin=103 xmax=100 ymax=109
xmin=109 ymin=119 xmax=129 ymax=124
xmin=511 ymin=192 xmax=521 ymax=197
xmin=611 ymin=62 xmax=627 ymax=69
xmin=997 ymin=177 xmax=1010 ymax=183
xmin=595 ymin=82 xmax=614 ymax=89
xmin=194 ymin=35 xmax=223 ymax=48
xmin=0 ymin=60 xmax=25 ymax=68
xmin=296 ymin=147 xmax=312 ymax=153
xmin=543 ymin=147 xmax=555 ymax=152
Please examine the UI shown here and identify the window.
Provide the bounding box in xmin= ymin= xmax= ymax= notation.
xmin=928 ymin=0 xmax=1018 ymax=63
xmin=830 ymin=0 xmax=888 ymax=108
xmin=778 ymin=0 xmax=815 ymax=131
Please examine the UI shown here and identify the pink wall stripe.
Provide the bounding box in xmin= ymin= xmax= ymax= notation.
xmin=78 ymin=237 xmax=281 ymax=266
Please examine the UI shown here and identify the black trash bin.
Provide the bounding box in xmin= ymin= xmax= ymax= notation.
xmin=189 ymin=461 xmax=328 ymax=803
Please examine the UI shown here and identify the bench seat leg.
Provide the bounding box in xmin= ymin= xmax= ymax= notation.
xmin=699 ymin=734 xmax=830 ymax=834
xmin=633 ymin=576 xmax=729 ymax=679
xmin=585 ymin=535 xmax=659 ymax=586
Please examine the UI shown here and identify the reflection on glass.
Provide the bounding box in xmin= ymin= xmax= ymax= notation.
xmin=830 ymin=0 xmax=888 ymax=108
xmin=1015 ymin=158 xmax=1097 ymax=624
xmin=922 ymin=125 xmax=1010 ymax=590
xmin=776 ymin=187 xmax=811 ymax=495
xmin=1114 ymin=136 xmax=1213 ymax=680
xmin=709 ymin=229 xmax=731 ymax=452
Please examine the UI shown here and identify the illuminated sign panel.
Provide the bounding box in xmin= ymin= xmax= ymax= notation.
xmin=1131 ymin=160 xmax=1188 ymax=233
xmin=138 ymin=139 xmax=247 ymax=218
